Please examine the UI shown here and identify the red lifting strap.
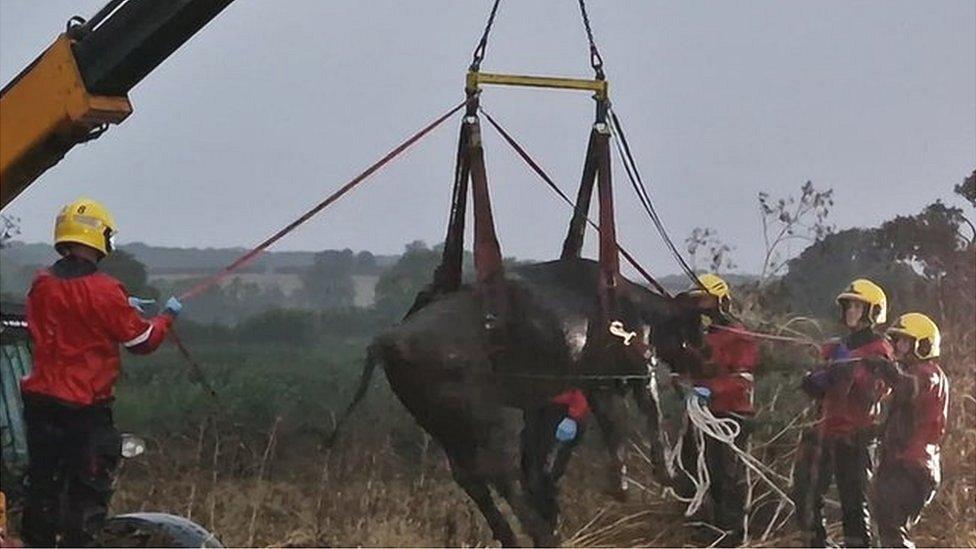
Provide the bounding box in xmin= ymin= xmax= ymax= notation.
xmin=179 ymin=100 xmax=467 ymax=301
xmin=478 ymin=107 xmax=670 ymax=296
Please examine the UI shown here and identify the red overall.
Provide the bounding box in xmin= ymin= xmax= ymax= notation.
xmin=20 ymin=256 xmax=172 ymax=547
xmin=872 ymin=360 xmax=949 ymax=548
xmin=795 ymin=329 xmax=892 ymax=548
xmin=677 ymin=322 xmax=759 ymax=543
xmin=691 ymin=324 xmax=759 ymax=415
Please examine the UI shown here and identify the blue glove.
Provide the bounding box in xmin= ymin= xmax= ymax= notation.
xmin=162 ymin=296 xmax=183 ymax=317
xmin=692 ymin=386 xmax=712 ymax=404
xmin=830 ymin=342 xmax=851 ymax=361
xmin=127 ymin=297 xmax=156 ymax=314
xmin=555 ymin=417 xmax=578 ymax=442
xmin=803 ymin=369 xmax=832 ymax=397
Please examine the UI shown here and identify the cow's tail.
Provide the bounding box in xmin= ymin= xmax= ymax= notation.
xmin=327 ymin=342 xmax=382 ymax=448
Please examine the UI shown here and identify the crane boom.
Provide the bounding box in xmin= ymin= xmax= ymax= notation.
xmin=0 ymin=0 xmax=235 ymax=209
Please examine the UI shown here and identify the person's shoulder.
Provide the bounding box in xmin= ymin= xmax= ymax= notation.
xmin=27 ymin=266 xmax=55 ymax=294
xmin=86 ymin=272 xmax=127 ymax=293
xmin=917 ymin=361 xmax=946 ymax=380
xmin=30 ymin=267 xmax=52 ymax=283
xmin=861 ymin=333 xmax=892 ymax=356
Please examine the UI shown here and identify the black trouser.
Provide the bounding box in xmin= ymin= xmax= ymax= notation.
xmin=21 ymin=395 xmax=121 ymax=547
xmin=792 ymin=428 xmax=875 ymax=548
xmin=520 ymin=404 xmax=583 ymax=531
xmin=871 ymin=460 xmax=937 ymax=549
xmin=679 ymin=413 xmax=750 ymax=542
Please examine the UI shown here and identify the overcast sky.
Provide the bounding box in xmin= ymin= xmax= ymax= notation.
xmin=2 ymin=1 xmax=973 ymax=275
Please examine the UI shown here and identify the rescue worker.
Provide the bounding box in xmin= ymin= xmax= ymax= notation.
xmin=868 ymin=313 xmax=949 ymax=548
xmin=794 ymin=278 xmax=892 ymax=548
xmin=20 ymin=198 xmax=182 ymax=547
xmin=676 ymin=273 xmax=759 ymax=546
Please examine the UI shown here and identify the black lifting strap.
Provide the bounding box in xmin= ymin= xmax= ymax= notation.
xmin=433 ymin=114 xmax=472 ymax=292
xmin=433 ymin=94 xmax=505 ymax=294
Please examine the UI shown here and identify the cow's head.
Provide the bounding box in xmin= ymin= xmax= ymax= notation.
xmin=638 ymin=290 xmax=719 ymax=372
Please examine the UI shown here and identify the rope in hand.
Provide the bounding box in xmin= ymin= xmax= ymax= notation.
xmin=709 ymin=323 xmax=822 ymax=352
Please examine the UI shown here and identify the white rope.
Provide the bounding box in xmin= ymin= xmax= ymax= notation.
xmin=662 ymin=398 xmax=712 ymax=517
xmin=664 ymin=394 xmax=796 ymax=519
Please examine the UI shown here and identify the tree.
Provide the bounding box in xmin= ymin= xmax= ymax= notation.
xmin=955 ymin=169 xmax=975 ymax=209
xmin=300 ymin=249 xmax=356 ymax=309
xmin=767 ymin=228 xmax=926 ymax=320
xmin=875 ymin=193 xmax=975 ymax=357
xmin=100 ymin=249 xmax=158 ymax=300
xmin=355 ymin=250 xmax=379 ymax=275
xmin=685 ymin=227 xmax=736 ymax=273
xmin=757 ymin=181 xmax=834 ymax=285
xmin=0 ymin=215 xmax=19 ymax=249
xmin=373 ymin=241 xmax=441 ymax=320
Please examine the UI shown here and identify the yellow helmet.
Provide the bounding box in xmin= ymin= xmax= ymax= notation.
xmin=836 ymin=278 xmax=887 ymax=324
xmin=887 ymin=313 xmax=941 ymax=360
xmin=689 ymin=273 xmax=731 ymax=301
xmin=54 ymin=197 xmax=117 ymax=257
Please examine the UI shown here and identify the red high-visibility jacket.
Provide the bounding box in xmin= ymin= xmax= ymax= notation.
xmin=21 ymin=258 xmax=172 ymax=406
xmin=883 ymin=361 xmax=949 ymax=479
xmin=692 ymin=324 xmax=759 ymax=415
xmin=816 ymin=333 xmax=893 ymax=438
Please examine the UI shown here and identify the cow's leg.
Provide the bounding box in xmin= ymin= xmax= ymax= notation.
xmin=494 ymin=474 xmax=557 ymax=548
xmin=447 ymin=450 xmax=520 ymax=547
xmin=631 ymin=377 xmax=671 ymax=486
xmin=589 ymin=385 xmax=631 ymax=501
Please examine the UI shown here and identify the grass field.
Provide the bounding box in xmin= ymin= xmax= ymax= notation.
xmin=103 ymin=340 xmax=976 ymax=547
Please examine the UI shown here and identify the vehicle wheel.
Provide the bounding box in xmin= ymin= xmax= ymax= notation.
xmin=97 ymin=513 xmax=222 ymax=548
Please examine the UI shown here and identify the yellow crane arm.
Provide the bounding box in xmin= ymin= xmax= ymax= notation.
xmin=0 ymin=36 xmax=132 ymax=207
xmin=0 ymin=0 xmax=236 ymax=210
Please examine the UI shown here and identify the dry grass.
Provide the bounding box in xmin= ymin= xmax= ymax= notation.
xmin=565 ymin=356 xmax=976 ymax=548
xmin=108 ymin=360 xmax=974 ymax=548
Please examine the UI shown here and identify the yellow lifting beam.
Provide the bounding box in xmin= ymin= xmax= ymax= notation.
xmin=466 ymin=71 xmax=608 ymax=100
xmin=0 ymin=36 xmax=132 ymax=209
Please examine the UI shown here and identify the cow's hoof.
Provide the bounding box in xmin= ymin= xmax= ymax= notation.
xmin=606 ymin=483 xmax=629 ymax=502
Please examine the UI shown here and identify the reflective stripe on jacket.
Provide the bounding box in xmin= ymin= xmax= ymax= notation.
xmin=21 ymin=257 xmax=172 ymax=406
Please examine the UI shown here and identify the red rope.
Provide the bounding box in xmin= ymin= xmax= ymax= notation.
xmin=179 ymin=99 xmax=468 ymax=301
xmin=710 ymin=324 xmax=821 ymax=350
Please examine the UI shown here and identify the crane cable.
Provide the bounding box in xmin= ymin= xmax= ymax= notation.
xmin=468 ymin=0 xmax=607 ymax=80
xmin=577 ymin=0 xmax=606 ymax=79
xmin=478 ymin=107 xmax=670 ymax=296
xmin=469 ymin=0 xmax=502 ymax=72
xmin=608 ymin=108 xmax=706 ymax=291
